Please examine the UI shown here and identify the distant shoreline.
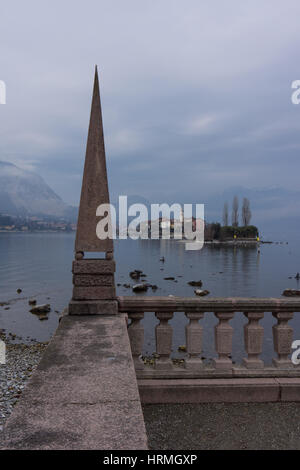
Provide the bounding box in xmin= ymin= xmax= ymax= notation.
xmin=205 ymin=239 xmax=261 ymax=245
xmin=176 ymin=238 xmax=263 ymax=245
xmin=0 ymin=231 xmax=274 ymax=243
xmin=0 ymin=230 xmax=75 ymax=233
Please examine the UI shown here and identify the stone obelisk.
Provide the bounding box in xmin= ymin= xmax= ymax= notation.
xmin=69 ymin=67 xmax=117 ymax=315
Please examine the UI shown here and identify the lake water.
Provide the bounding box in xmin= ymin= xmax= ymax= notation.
xmin=0 ymin=232 xmax=300 ymax=364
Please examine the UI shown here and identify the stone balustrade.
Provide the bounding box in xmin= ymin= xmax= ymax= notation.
xmin=118 ymin=296 xmax=300 ymax=379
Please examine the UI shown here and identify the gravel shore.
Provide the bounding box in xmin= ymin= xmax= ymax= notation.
xmin=0 ymin=339 xmax=47 ymax=434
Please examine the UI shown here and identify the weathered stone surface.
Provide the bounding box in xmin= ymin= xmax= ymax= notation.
xmin=276 ymin=378 xmax=300 ymax=401
xmin=138 ymin=378 xmax=281 ymax=403
xmin=72 ymin=259 xmax=115 ymax=274
xmin=69 ymin=300 xmax=118 ymax=315
xmin=243 ymin=312 xmax=264 ymax=369
xmin=155 ymin=312 xmax=173 ymax=370
xmin=185 ymin=312 xmax=204 ymax=370
xmin=135 ymin=365 xmax=300 ymax=380
xmin=127 ymin=312 xmax=144 ymax=370
xmin=117 ymin=296 xmax=300 ymax=313
xmin=1 ymin=315 xmax=148 ymax=450
xmin=73 ymin=274 xmax=114 ymax=287
xmin=272 ymin=311 xmax=294 ymax=368
xmin=73 ymin=286 xmax=116 ymax=300
xmin=213 ymin=312 xmax=234 ymax=370
xmin=75 ymin=67 xmax=113 ymax=254
xmin=1 ymin=402 xmax=146 ymax=450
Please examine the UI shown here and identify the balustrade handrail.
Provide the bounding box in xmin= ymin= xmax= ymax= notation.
xmin=117 ymin=296 xmax=300 ymax=313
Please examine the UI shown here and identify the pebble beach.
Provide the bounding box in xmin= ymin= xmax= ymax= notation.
xmin=0 ymin=336 xmax=47 ymax=437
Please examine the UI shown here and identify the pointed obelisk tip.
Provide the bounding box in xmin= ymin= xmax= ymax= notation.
xmin=93 ymin=65 xmax=99 ymax=91
xmin=74 ymin=63 xmax=113 ymax=256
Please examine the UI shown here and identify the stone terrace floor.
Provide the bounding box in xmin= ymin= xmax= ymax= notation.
xmin=143 ymin=402 xmax=300 ymax=450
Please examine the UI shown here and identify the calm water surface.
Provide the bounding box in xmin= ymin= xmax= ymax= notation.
xmin=0 ymin=232 xmax=300 ymax=363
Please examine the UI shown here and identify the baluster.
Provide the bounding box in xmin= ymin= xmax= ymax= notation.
xmin=242 ymin=312 xmax=264 ymax=369
xmin=155 ymin=311 xmax=173 ymax=370
xmin=272 ymin=311 xmax=294 ymax=368
xmin=213 ymin=312 xmax=234 ymax=369
xmin=185 ymin=312 xmax=204 ymax=370
xmin=127 ymin=312 xmax=144 ymax=370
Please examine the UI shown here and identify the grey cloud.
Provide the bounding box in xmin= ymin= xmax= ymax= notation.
xmin=0 ymin=0 xmax=300 ymax=235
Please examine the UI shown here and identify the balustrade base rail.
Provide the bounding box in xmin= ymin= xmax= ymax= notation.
xmin=137 ymin=377 xmax=300 ymax=403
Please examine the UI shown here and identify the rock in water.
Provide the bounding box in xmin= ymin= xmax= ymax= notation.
xmin=38 ymin=314 xmax=49 ymax=321
xmin=132 ymin=283 xmax=148 ymax=293
xmin=28 ymin=299 xmax=37 ymax=306
xmin=129 ymin=270 xmax=143 ymax=279
xmin=30 ymin=304 xmax=51 ymax=314
xmin=282 ymin=289 xmax=300 ymax=297
xmin=188 ymin=280 xmax=203 ymax=287
xmin=164 ymin=277 xmax=175 ymax=280
xmin=194 ymin=289 xmax=210 ymax=296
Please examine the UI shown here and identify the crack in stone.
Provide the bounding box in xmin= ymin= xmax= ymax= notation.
xmin=66 ymin=399 xmax=141 ymax=406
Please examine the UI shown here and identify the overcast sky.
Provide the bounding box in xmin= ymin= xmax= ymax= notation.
xmin=1 ymin=0 xmax=300 ymax=211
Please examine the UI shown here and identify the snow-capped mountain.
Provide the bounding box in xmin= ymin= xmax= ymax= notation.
xmin=0 ymin=161 xmax=77 ymax=219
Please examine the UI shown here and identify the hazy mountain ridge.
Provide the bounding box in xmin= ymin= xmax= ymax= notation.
xmin=0 ymin=159 xmax=298 ymax=236
xmin=0 ymin=161 xmax=77 ymax=220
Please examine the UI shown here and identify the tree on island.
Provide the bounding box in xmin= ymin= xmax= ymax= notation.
xmin=232 ymin=196 xmax=239 ymax=227
xmin=223 ymin=202 xmax=229 ymax=226
xmin=242 ymin=197 xmax=252 ymax=226
xmin=218 ymin=196 xmax=258 ymax=240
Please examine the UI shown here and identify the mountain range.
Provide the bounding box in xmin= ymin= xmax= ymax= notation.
xmin=0 ymin=161 xmax=77 ymax=220
xmin=0 ymin=160 xmax=299 ymax=238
